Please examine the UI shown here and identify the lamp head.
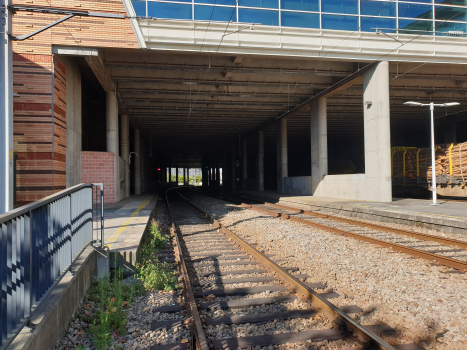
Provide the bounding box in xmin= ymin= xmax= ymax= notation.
xmin=441 ymin=102 xmax=460 ymax=107
xmin=404 ymin=101 xmax=423 ymax=106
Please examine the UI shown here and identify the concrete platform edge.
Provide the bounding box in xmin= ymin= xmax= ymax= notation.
xmin=9 ymin=246 xmax=97 ymax=350
xmin=232 ymin=191 xmax=467 ymax=235
xmin=109 ymin=193 xmax=159 ymax=275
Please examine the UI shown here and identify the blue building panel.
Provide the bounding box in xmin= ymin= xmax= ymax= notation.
xmin=131 ymin=0 xmax=467 ymax=36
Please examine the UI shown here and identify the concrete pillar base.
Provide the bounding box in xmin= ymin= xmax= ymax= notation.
xmin=96 ymin=248 xmax=110 ymax=279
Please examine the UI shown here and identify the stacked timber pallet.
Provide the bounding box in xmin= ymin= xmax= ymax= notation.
xmin=393 ymin=142 xmax=467 ymax=182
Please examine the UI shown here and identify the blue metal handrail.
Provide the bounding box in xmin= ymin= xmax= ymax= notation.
xmin=0 ymin=183 xmax=95 ymax=349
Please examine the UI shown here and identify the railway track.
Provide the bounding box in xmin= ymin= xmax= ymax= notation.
xmin=155 ymin=189 xmax=424 ymax=350
xmin=193 ymin=188 xmax=467 ymax=273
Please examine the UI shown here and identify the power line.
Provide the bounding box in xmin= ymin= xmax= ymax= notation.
xmin=187 ymin=0 xmax=239 ymax=118
xmin=321 ymin=0 xmax=397 ymax=59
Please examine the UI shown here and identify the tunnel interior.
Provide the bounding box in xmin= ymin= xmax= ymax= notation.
xmin=72 ymin=49 xmax=467 ymax=196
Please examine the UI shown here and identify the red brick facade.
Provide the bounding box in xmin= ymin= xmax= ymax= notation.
xmin=81 ymin=151 xmax=115 ymax=203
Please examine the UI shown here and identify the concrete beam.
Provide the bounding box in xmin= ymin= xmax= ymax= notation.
xmin=85 ymin=51 xmax=115 ymax=93
xmin=311 ymin=97 xmax=328 ymax=194
xmin=363 ymin=61 xmax=392 ymax=202
xmin=261 ymin=63 xmax=377 ymax=131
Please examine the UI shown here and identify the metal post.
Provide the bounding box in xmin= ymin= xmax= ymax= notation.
xmin=28 ymin=210 xmax=33 ymax=316
xmin=0 ymin=0 xmax=14 ymax=214
xmin=100 ymin=187 xmax=104 ymax=248
xmin=430 ymin=102 xmax=437 ymax=205
xmin=91 ymin=185 xmax=94 ymax=244
xmin=69 ymin=194 xmax=73 ymax=267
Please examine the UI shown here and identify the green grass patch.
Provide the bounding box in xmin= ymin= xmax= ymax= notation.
xmin=137 ymin=220 xmax=180 ymax=292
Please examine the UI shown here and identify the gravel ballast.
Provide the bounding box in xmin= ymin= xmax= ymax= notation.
xmin=186 ymin=191 xmax=467 ymax=350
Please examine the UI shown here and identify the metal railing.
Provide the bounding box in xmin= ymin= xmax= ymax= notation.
xmin=0 ymin=183 xmax=102 ymax=349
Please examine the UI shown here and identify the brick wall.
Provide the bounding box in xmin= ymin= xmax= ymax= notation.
xmin=81 ymin=151 xmax=115 ymax=203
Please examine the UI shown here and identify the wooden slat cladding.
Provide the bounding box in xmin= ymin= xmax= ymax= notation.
xmin=12 ymin=0 xmax=139 ymax=204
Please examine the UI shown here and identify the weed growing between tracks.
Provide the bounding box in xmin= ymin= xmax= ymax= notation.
xmin=55 ymin=220 xmax=179 ymax=350
xmin=137 ymin=220 xmax=179 ymax=292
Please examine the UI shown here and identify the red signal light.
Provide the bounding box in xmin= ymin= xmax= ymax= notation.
xmin=157 ymin=168 xmax=161 ymax=171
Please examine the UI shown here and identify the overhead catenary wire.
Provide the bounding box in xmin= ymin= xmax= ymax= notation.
xmin=187 ymin=0 xmax=240 ymax=118
xmin=320 ymin=0 xmax=397 ymax=59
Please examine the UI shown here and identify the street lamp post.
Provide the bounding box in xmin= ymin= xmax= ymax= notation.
xmin=404 ymin=101 xmax=460 ymax=205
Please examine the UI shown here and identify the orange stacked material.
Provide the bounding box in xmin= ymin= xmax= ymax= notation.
xmin=392 ymin=143 xmax=467 ymax=182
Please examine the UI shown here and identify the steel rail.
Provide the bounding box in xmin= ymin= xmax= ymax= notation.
xmin=263 ymin=201 xmax=467 ymax=251
xmin=199 ymin=189 xmax=467 ymax=272
xmin=176 ymin=189 xmax=399 ymax=350
xmin=165 ymin=190 xmax=209 ymax=350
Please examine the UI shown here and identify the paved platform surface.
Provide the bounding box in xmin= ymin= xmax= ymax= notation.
xmin=98 ymin=192 xmax=158 ymax=272
xmin=228 ymin=189 xmax=467 ymax=235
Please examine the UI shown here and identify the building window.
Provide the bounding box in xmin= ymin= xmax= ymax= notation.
xmin=195 ymin=5 xmax=236 ymax=21
xmin=322 ymin=14 xmax=359 ymax=30
xmin=281 ymin=0 xmax=319 ymax=12
xmin=148 ymin=1 xmax=193 ymax=19
xmin=281 ymin=11 xmax=319 ymax=28
xmin=238 ymin=8 xmax=279 ymax=25
xmin=130 ymin=0 xmax=467 ymax=36
xmin=321 ymin=0 xmax=359 ymax=15
xmin=132 ymin=0 xmax=147 ymax=16
xmin=360 ymin=0 xmax=396 ymax=17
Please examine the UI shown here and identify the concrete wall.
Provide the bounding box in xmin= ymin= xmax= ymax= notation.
xmin=81 ymin=151 xmax=115 ymax=203
xmin=63 ymin=57 xmax=82 ymax=188
xmin=9 ymin=247 xmax=97 ymax=350
xmin=313 ymin=174 xmax=367 ymax=200
xmin=284 ymin=176 xmax=313 ymax=196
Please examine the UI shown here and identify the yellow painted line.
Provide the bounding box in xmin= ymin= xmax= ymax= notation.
xmin=353 ymin=205 xmax=372 ymax=208
xmin=105 ymin=196 xmax=152 ymax=248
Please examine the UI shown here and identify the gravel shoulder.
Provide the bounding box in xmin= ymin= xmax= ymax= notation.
xmin=187 ymin=191 xmax=467 ymax=350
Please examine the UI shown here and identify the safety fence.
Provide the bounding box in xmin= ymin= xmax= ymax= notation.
xmin=0 ymin=183 xmax=103 ymax=349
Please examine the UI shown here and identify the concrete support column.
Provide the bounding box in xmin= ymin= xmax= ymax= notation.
xmin=140 ymin=138 xmax=145 ymax=192
xmin=242 ymin=139 xmax=247 ymax=189
xmin=176 ymin=167 xmax=179 ymax=186
xmin=64 ymin=58 xmax=82 ymax=189
xmin=363 ymin=61 xmax=392 ymax=202
xmin=120 ymin=115 xmax=130 ymax=199
xmin=202 ymin=167 xmax=208 ymax=187
xmin=183 ymin=168 xmax=186 ymax=186
xmin=257 ymin=130 xmax=264 ymax=191
xmin=106 ymin=91 xmax=119 ymax=202
xmin=232 ymin=146 xmax=236 ymax=189
xmin=276 ymin=118 xmax=288 ymax=193
xmin=223 ymin=150 xmax=228 ymax=188
xmin=168 ymin=167 xmax=172 ymax=186
xmin=310 ymin=98 xmax=328 ymax=193
xmin=134 ymin=129 xmax=141 ymax=195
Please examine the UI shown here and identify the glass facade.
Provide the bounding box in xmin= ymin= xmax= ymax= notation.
xmin=132 ymin=0 xmax=467 ymax=35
